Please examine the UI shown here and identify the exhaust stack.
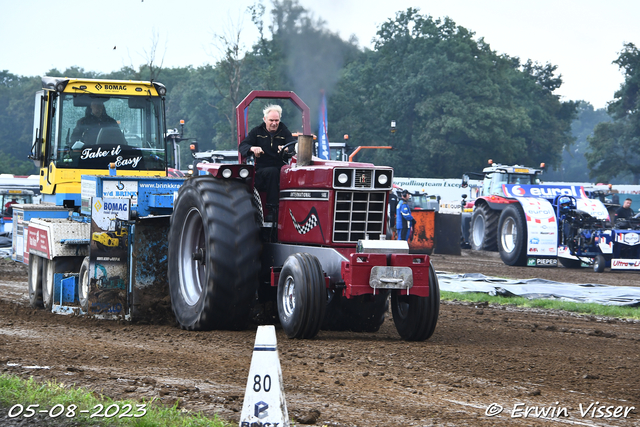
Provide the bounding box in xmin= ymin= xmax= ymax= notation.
xmin=296 ymin=135 xmax=313 ymax=166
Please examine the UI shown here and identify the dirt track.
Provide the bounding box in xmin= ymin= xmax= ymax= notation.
xmin=0 ymin=252 xmax=639 ymax=426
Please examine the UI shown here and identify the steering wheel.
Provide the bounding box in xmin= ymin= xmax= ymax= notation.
xmin=280 ymin=140 xmax=297 ymax=162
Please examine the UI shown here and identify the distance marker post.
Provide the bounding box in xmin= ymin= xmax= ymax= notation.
xmin=239 ymin=325 xmax=288 ymax=427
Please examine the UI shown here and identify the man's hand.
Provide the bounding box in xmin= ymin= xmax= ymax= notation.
xmin=250 ymin=146 xmax=264 ymax=157
xmin=277 ymin=145 xmax=289 ymax=153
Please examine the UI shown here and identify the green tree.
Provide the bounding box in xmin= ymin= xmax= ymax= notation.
xmin=544 ymin=101 xmax=610 ymax=182
xmin=331 ymin=9 xmax=576 ymax=178
xmin=0 ymin=71 xmax=41 ymax=174
xmin=586 ymin=43 xmax=640 ymax=184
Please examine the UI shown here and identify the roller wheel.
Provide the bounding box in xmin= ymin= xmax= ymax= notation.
xmin=168 ymin=176 xmax=261 ymax=330
xmin=42 ymin=258 xmax=56 ymax=310
xmin=470 ymin=204 xmax=498 ymax=251
xmin=277 ymin=253 xmax=327 ymax=339
xmin=79 ymin=256 xmax=90 ymax=312
xmin=497 ymin=204 xmax=528 ymax=266
xmin=28 ymin=255 xmax=44 ymax=308
xmin=593 ymin=254 xmax=606 ymax=273
xmin=391 ymin=262 xmax=440 ymax=341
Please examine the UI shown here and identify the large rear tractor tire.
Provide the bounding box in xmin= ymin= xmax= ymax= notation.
xmin=168 ymin=177 xmax=261 ymax=331
xmin=277 ymin=253 xmax=327 ymax=339
xmin=497 ymin=204 xmax=528 ymax=266
xmin=391 ymin=262 xmax=440 ymax=341
xmin=470 ymin=204 xmax=499 ymax=251
xmin=28 ymin=255 xmax=44 ymax=308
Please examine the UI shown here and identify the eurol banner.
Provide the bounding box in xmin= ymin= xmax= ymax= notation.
xmin=502 ymin=184 xmax=588 ymax=199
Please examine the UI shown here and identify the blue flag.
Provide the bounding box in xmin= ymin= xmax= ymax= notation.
xmin=318 ymin=91 xmax=330 ymax=160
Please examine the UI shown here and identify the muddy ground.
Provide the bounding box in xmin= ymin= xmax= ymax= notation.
xmin=0 ymin=251 xmax=638 ymax=427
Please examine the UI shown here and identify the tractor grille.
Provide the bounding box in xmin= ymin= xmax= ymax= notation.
xmin=333 ymin=191 xmax=386 ymax=242
xmin=354 ymin=169 xmax=373 ymax=188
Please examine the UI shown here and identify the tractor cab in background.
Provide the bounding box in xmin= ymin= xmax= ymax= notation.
xmin=0 ymin=189 xmax=34 ymax=233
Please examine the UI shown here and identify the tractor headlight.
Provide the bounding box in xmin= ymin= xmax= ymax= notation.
xmin=239 ymin=168 xmax=249 ymax=179
xmin=152 ymin=82 xmax=167 ymax=96
xmin=374 ymin=170 xmax=392 ymax=189
xmin=222 ymin=168 xmax=232 ymax=179
xmin=334 ymin=168 xmax=353 ymax=188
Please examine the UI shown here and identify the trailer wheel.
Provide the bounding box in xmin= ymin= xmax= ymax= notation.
xmin=277 ymin=253 xmax=327 ymax=339
xmin=391 ymin=262 xmax=440 ymax=341
xmin=79 ymin=257 xmax=90 ymax=312
xmin=559 ymin=257 xmax=582 ymax=268
xmin=593 ymin=254 xmax=606 ymax=273
xmin=470 ymin=204 xmax=498 ymax=251
xmin=498 ymin=204 xmax=528 ymax=266
xmin=28 ymin=255 xmax=43 ymax=308
xmin=168 ymin=177 xmax=261 ymax=331
xmin=42 ymin=258 xmax=56 ymax=309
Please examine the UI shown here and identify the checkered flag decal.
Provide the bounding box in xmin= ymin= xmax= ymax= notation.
xmin=289 ymin=207 xmax=325 ymax=240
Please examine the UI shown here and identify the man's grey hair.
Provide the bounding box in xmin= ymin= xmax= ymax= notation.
xmin=263 ymin=104 xmax=282 ymax=118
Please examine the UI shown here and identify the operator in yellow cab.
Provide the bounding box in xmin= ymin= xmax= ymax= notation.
xmin=71 ymin=99 xmax=119 ymax=148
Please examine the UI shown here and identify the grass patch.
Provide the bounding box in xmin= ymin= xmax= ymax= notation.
xmin=0 ymin=373 xmax=230 ymax=426
xmin=441 ymin=291 xmax=640 ymax=320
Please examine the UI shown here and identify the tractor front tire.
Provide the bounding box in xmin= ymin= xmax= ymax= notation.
xmin=470 ymin=204 xmax=498 ymax=251
xmin=593 ymin=254 xmax=606 ymax=273
xmin=168 ymin=177 xmax=261 ymax=331
xmin=277 ymin=253 xmax=327 ymax=339
xmin=498 ymin=204 xmax=528 ymax=266
xmin=323 ymin=292 xmax=390 ymax=333
xmin=391 ymin=262 xmax=440 ymax=341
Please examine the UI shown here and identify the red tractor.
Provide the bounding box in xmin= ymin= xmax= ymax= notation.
xmin=167 ymin=91 xmax=439 ymax=341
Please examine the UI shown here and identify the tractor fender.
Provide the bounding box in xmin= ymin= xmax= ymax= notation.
xmin=474 ymin=196 xmax=518 ymax=212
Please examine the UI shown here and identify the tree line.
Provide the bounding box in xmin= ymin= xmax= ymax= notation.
xmin=0 ymin=1 xmax=636 ymax=183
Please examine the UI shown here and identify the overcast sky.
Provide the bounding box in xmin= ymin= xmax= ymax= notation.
xmin=2 ymin=0 xmax=638 ymax=109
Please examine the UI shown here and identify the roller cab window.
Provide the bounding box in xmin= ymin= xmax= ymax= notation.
xmin=51 ymin=94 xmax=166 ymax=171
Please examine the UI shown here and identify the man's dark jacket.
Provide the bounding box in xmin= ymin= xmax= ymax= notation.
xmin=615 ymin=206 xmax=634 ymax=220
xmin=239 ymin=122 xmax=296 ymax=170
xmin=71 ymin=109 xmax=119 ymax=144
